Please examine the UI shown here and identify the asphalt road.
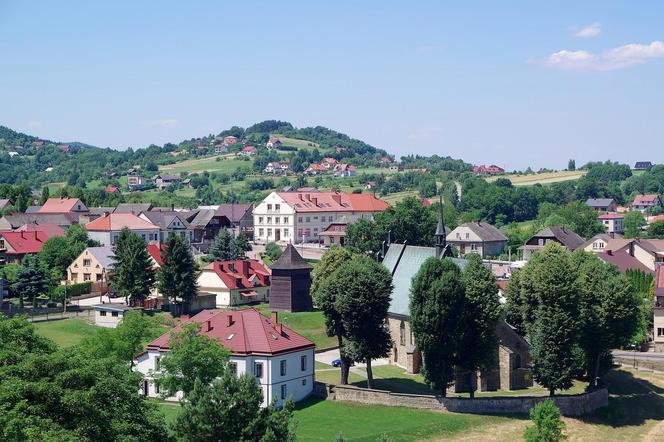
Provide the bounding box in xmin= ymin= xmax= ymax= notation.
xmin=613 ymin=350 xmax=664 ymax=361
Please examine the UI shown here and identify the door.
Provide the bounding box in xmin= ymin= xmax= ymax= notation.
xmin=275 ymin=229 xmax=281 ymax=241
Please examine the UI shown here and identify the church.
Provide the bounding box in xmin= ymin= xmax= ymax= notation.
xmin=381 ymin=202 xmax=533 ymax=392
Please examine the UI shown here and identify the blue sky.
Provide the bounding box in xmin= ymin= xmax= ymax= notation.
xmin=1 ymin=1 xmax=663 ymax=170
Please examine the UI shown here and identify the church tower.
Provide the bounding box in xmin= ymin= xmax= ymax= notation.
xmin=435 ymin=195 xmax=452 ymax=258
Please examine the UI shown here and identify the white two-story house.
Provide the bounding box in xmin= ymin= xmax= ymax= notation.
xmin=134 ymin=309 xmax=316 ymax=406
xmin=252 ymin=191 xmax=388 ymax=244
xmin=84 ymin=213 xmax=161 ymax=247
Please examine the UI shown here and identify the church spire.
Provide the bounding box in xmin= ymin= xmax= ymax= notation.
xmin=435 ymin=194 xmax=450 ymax=258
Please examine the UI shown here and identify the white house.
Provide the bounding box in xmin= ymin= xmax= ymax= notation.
xmin=446 ymin=222 xmax=507 ymax=258
xmin=84 ymin=213 xmax=161 ymax=247
xmin=93 ymin=303 xmax=136 ymax=328
xmin=598 ymin=212 xmax=624 ymax=234
xmin=196 ymin=259 xmax=271 ymax=307
xmin=252 ymin=191 xmax=388 ymax=244
xmin=133 ymin=309 xmax=316 ymax=407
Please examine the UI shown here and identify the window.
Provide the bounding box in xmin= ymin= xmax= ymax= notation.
xmin=259 ymin=228 xmax=264 ymax=237
xmin=470 ymin=244 xmax=477 ymax=251
xmin=155 ymin=356 xmax=160 ymax=369
xmin=302 ymin=378 xmax=307 ymax=386
xmin=83 ymin=259 xmax=91 ymax=267
xmin=70 ymin=273 xmax=78 ymax=282
xmin=280 ymin=360 xmax=287 ymax=376
xmin=267 ymin=217 xmax=272 ymax=224
xmin=142 ymin=234 xmax=146 ymax=241
xmin=538 ymin=239 xmax=544 ymax=246
xmin=297 ymin=229 xmax=303 ymax=237
xmin=267 ymin=228 xmax=272 ymax=237
xmin=255 ymin=362 xmax=263 ymax=378
xmin=99 ymin=310 xmax=107 ymax=317
xmin=96 ymin=274 xmax=103 ymax=282
xmin=275 ymin=217 xmax=279 ymax=224
xmin=267 ymin=204 xmax=272 ymax=210
xmin=465 ymin=233 xmax=470 ymax=239
xmin=258 ymin=217 xmax=263 ymax=224
xmin=456 ymin=233 xmax=461 ymax=239
xmin=281 ymin=384 xmax=287 ymax=400
xmin=111 ymin=311 xmax=119 ymax=317
xmin=283 ymin=217 xmax=289 ymax=224
xmin=314 ymin=216 xmax=318 ymax=220
xmin=83 ymin=273 xmax=91 ymax=281
xmin=301 ymin=355 xmax=307 ymax=371
xmin=155 ymin=382 xmax=160 ymax=394
xmin=284 ymin=228 xmax=290 ymax=237
xmin=658 ymin=328 xmax=664 ymax=337
xmin=298 ymin=217 xmax=303 ymax=223
xmin=399 ymin=321 xmax=406 ymax=346
xmin=229 ymin=362 xmax=237 ymax=374
xmin=275 ymin=204 xmax=280 ymax=212
xmin=305 ymin=217 xmax=310 ymax=223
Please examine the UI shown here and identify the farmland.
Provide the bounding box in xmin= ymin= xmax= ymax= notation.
xmin=158 ymin=154 xmax=252 ymax=174
xmin=486 ymin=170 xmax=587 ymax=186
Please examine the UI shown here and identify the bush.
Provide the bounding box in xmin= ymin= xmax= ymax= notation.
xmin=524 ymin=399 xmax=566 ymax=442
xmin=264 ymin=242 xmax=283 ymax=261
xmin=52 ymin=281 xmax=92 ymax=300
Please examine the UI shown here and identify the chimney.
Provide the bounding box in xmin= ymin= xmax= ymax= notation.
xmin=171 ymin=203 xmax=174 ymax=211
xmin=298 ymin=193 xmax=303 ymax=201
xmin=241 ymin=260 xmax=250 ymax=277
xmin=202 ymin=320 xmax=212 ymax=332
xmin=279 ymin=323 xmax=284 ymax=335
xmin=20 ymin=231 xmax=25 ymax=239
xmin=311 ymin=197 xmax=318 ymax=206
xmin=332 ymin=193 xmax=341 ymax=205
xmin=271 ymin=311 xmax=278 ymax=326
xmin=306 ymin=194 xmax=311 ymax=201
xmin=607 ymin=250 xmax=613 ymax=256
xmin=227 ymin=314 xmax=233 ymax=327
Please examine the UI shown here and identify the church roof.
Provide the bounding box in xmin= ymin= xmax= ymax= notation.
xmin=382 ymin=243 xmax=468 ymax=317
xmin=270 ymin=244 xmax=312 ymax=270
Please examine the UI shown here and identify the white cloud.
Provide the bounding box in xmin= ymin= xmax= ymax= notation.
xmin=150 ymin=118 xmax=180 ymax=128
xmin=573 ymin=22 xmax=601 ymax=38
xmin=27 ymin=120 xmax=42 ymax=129
xmin=536 ymin=40 xmax=664 ymax=71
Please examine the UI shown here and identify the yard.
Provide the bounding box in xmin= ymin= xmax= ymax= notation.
xmin=253 ymin=303 xmax=337 ymax=349
xmin=33 ymin=317 xmax=99 ymax=347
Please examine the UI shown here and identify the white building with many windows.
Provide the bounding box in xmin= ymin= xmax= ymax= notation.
xmin=133 ymin=309 xmax=315 ymax=406
xmin=252 ymin=191 xmax=388 ymax=244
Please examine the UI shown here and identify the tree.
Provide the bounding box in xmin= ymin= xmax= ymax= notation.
xmin=155 ymin=322 xmax=230 ymax=398
xmin=172 ymin=374 xmax=296 ymax=442
xmin=14 ymin=255 xmax=48 ymax=308
xmin=331 ymin=256 xmax=393 ymax=388
xmin=524 ymin=243 xmax=579 ymax=396
xmin=567 ymin=159 xmax=576 ymax=171
xmin=573 ymin=252 xmax=640 ymax=386
xmin=39 ymin=224 xmax=97 ymax=279
xmin=263 ymin=242 xmax=282 ymax=262
xmin=458 ymin=254 xmax=501 ymax=398
xmin=0 ymin=314 xmax=55 ymax=367
xmin=648 ymin=219 xmax=664 ymax=239
xmin=623 ymin=211 xmax=646 ymax=238
xmin=524 ymin=399 xmax=566 ymax=442
xmin=110 ymin=228 xmax=156 ymax=305
xmin=345 ymin=218 xmax=386 ymax=257
xmin=39 ymin=185 xmax=50 ymax=205
xmin=208 ymin=229 xmax=250 ymax=261
xmin=157 ymin=233 xmax=198 ymax=308
xmin=409 ymin=258 xmax=465 ymax=396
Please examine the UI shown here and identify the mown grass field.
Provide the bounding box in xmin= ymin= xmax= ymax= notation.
xmin=486 ymin=170 xmax=586 ymax=186
xmin=254 ymin=303 xmax=336 ymax=349
xmin=270 ymin=134 xmax=320 ymax=150
xmin=33 ymin=318 xmax=99 ymax=347
xmin=159 ymin=155 xmax=253 ymax=174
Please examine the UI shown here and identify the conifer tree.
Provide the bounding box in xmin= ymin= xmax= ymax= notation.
xmin=157 ymin=233 xmax=198 ymax=309
xmin=14 ymin=254 xmax=48 ymax=308
xmin=110 ymin=228 xmax=156 ymax=305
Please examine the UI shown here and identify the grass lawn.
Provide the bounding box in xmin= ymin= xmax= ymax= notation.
xmin=33 ymin=318 xmax=99 ymax=347
xmin=294 ymin=397 xmax=513 ymax=441
xmin=159 ymin=155 xmax=252 ymax=174
xmin=253 ymin=303 xmax=337 ymax=348
xmin=382 ymin=190 xmax=420 ymax=206
xmin=315 ymin=368 xmax=365 ymax=385
xmin=315 ymin=360 xmax=332 ymax=369
xmin=271 ymin=134 xmax=320 ymax=150
xmin=154 ymin=401 xmax=180 ymax=425
xmin=486 ymin=170 xmax=586 ymax=186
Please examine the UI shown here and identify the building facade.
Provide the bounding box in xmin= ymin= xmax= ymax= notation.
xmin=196 ymin=259 xmax=271 ymax=307
xmin=446 ymin=222 xmax=507 ymax=258
xmin=85 ymin=213 xmax=161 ymax=247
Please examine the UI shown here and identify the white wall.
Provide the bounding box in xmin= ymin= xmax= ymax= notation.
xmin=87 ymin=229 xmax=161 ymax=247
xmin=94 ymin=310 xmax=124 ymax=328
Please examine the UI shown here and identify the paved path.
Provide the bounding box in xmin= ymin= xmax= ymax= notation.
xmin=613 ymin=350 xmax=664 ymax=361
xmin=315 ymin=348 xmax=389 ymax=370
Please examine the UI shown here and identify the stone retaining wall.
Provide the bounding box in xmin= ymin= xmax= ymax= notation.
xmin=615 ymin=356 xmax=664 ymax=373
xmin=319 ymin=382 xmax=608 ymax=417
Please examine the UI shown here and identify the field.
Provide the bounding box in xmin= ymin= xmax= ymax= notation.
xmin=381 ymin=190 xmax=420 ymax=206
xmin=486 ymin=170 xmax=586 ymax=186
xmin=270 ymin=134 xmax=320 ymax=150
xmin=33 ymin=318 xmax=99 ymax=347
xmin=158 ymin=154 xmax=252 ymax=174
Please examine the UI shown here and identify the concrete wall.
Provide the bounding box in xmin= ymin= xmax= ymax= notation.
xmin=327 ymin=384 xmax=608 ymax=417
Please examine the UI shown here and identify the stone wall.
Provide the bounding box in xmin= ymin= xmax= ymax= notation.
xmin=615 ymin=355 xmax=664 ymax=373
xmin=328 ymin=384 xmax=608 ymax=417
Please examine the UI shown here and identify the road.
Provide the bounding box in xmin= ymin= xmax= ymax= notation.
xmin=613 ymin=350 xmax=664 ymax=362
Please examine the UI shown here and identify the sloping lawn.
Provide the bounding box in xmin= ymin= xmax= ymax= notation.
xmin=293 ymin=397 xmax=512 ymax=441
xmin=254 ymin=303 xmax=337 ymax=348
xmin=33 ymin=318 xmax=99 ymax=347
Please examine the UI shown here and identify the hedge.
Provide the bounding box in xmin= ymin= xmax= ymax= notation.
xmin=52 ymin=282 xmax=92 ymax=299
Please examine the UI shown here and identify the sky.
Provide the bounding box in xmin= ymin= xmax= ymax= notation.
xmin=1 ymin=1 xmax=663 ymax=170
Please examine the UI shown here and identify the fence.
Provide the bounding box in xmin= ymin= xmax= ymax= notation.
xmin=1 ymin=305 xmax=92 ymax=322
xmin=313 ymin=382 xmax=608 ymax=417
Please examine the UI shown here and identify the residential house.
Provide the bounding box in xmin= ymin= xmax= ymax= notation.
xmin=115 ymin=202 xmax=153 ymax=215
xmin=223 ymin=135 xmax=238 ymax=145
xmin=266 ymin=138 xmax=282 ymax=149
xmin=598 ymin=212 xmax=624 ymax=233
xmin=186 ymin=209 xmax=231 ymax=249
xmin=104 ymin=186 xmax=119 ymax=193
xmin=381 ymin=157 xmax=393 ymax=164
xmin=0 ymin=213 xmax=77 ymax=231
xmin=333 ymin=163 xmax=356 ymax=177
xmin=598 ymin=249 xmax=654 ymax=275
xmin=446 ymin=222 xmax=507 ymax=258
xmin=153 ymin=174 xmax=181 ymax=191
xmin=216 ymin=203 xmax=254 ymax=238
xmin=127 ymin=172 xmax=146 ymax=187
xmin=67 ymin=246 xmax=115 ymax=290
xmin=582 ymin=233 xmax=621 ymax=253
xmin=335 ymin=147 xmax=346 ymax=153
xmin=473 ymin=165 xmax=505 ymax=175
xmin=93 ymin=304 xmax=136 ymax=328
xmin=140 ymin=211 xmax=193 ymax=242
xmin=634 ymin=161 xmax=652 ymax=170
xmin=239 ymin=146 xmax=256 ymax=157
xmin=364 ymin=181 xmax=377 ymax=190
xmin=586 ymin=198 xmax=618 ymax=212
xmin=388 ymin=165 xmax=403 ymax=172
xmin=134 ymin=309 xmax=315 ymax=406
xmin=264 ymin=162 xmax=290 ymax=174
xmin=16 ymin=222 xmax=65 ymax=237
xmin=84 ymin=213 xmax=161 ymax=247
xmin=0 ymin=229 xmax=64 ymax=265
xmin=519 ymin=226 xmax=585 ymax=260
xmin=653 ymin=265 xmax=664 ymax=352
xmin=0 ymin=199 xmax=12 ymax=211
xmin=649 ymin=214 xmax=664 ymax=225
xmin=321 ymin=157 xmax=338 ymax=169
xmin=381 ymin=216 xmax=532 ymax=392
xmin=632 ymin=194 xmax=663 ymax=212
xmin=319 ymin=216 xmax=348 ymax=246
xmin=214 ymin=144 xmax=228 ymax=154
xmin=197 ymin=259 xmax=271 ymax=307
xmin=304 ymin=164 xmax=327 ymax=175
xmin=38 ymin=198 xmax=89 ymax=214
xmin=252 ymin=191 xmax=388 ymax=244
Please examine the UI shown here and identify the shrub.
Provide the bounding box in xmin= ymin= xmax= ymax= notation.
xmin=524 ymin=399 xmax=566 ymax=442
xmin=264 ymin=242 xmax=283 ymax=261
xmin=52 ymin=281 xmax=92 ymax=300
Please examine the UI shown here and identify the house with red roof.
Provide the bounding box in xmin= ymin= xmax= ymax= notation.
xmin=321 ymin=157 xmax=338 ymax=169
xmin=303 ymin=163 xmax=328 ymax=175
xmin=0 ymin=229 xmax=63 ymax=264
xmin=38 ymin=198 xmax=89 ymax=214
xmin=333 ymin=163 xmax=356 ymax=177
xmin=238 ymin=145 xmax=257 ymax=157
xmin=598 ymin=212 xmax=624 ymax=234
xmin=104 ymin=186 xmax=119 ymax=193
xmin=84 ymin=213 xmax=160 ymax=247
xmin=632 ymin=194 xmax=662 ymax=212
xmin=253 ymin=191 xmax=389 ymax=244
xmin=223 ymin=135 xmax=238 ymax=145
xmin=133 ymin=308 xmax=315 ymax=405
xmin=473 ymin=164 xmax=505 ymax=175
xmin=197 ymin=259 xmax=271 ymax=307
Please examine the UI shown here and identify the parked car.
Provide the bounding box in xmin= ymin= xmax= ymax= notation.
xmin=331 ymin=358 xmax=354 ymax=367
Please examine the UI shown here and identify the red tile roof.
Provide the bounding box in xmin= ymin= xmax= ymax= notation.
xmin=0 ymin=231 xmax=52 ymax=254
xmin=598 ymin=212 xmax=624 ymax=220
xmin=147 ymin=243 xmax=164 ymax=266
xmin=276 ymin=191 xmax=389 ymax=213
xmin=242 ymin=146 xmax=255 ymax=151
xmin=104 ymin=186 xmax=119 ymax=193
xmin=38 ymin=198 xmax=85 ymax=213
xmin=633 ymin=194 xmax=661 ymax=205
xmin=85 ymin=213 xmax=159 ymax=231
xmin=15 ymin=223 xmax=65 ymax=237
xmin=147 ymin=309 xmax=314 ymax=356
xmin=203 ymin=260 xmax=271 ymax=289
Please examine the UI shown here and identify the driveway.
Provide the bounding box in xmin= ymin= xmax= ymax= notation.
xmin=315 ymin=348 xmax=389 ymax=368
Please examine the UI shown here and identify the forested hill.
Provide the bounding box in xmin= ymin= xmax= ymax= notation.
xmin=0 ymin=120 xmax=392 ymax=187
